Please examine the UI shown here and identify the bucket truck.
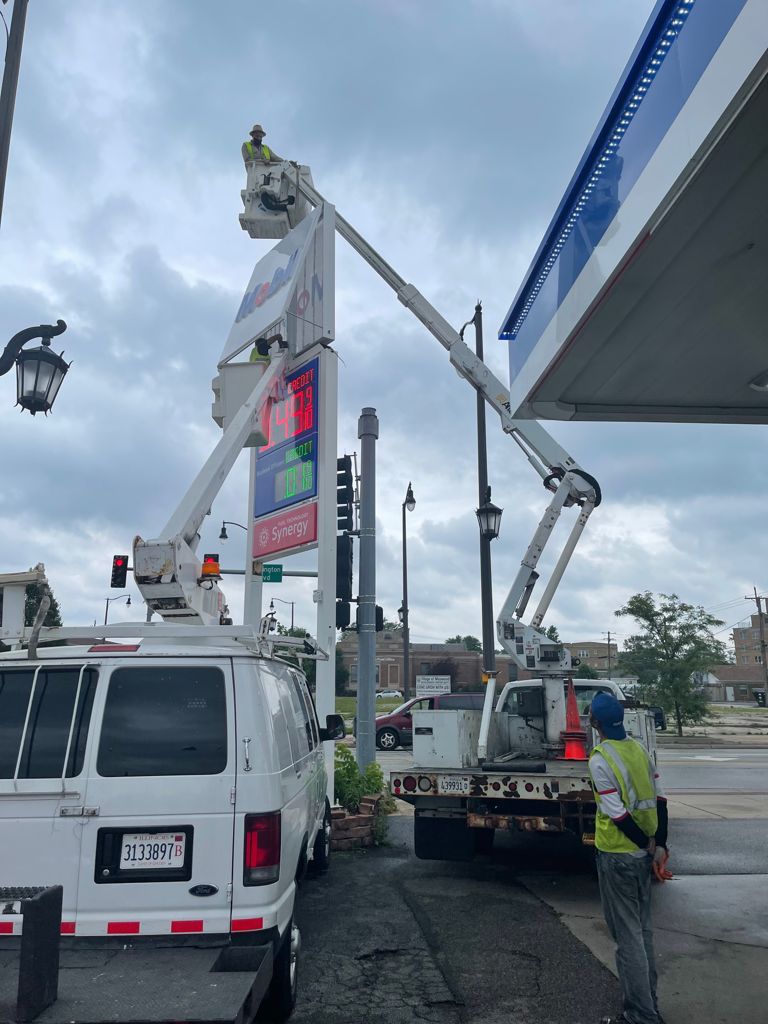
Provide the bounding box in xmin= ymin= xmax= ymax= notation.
xmin=238 ymin=149 xmax=658 ymax=859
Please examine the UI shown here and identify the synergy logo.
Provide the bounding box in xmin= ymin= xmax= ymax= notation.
xmin=235 ymin=248 xmax=299 ymax=324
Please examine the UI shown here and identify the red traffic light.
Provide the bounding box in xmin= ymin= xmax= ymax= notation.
xmin=110 ymin=554 xmax=129 ymax=589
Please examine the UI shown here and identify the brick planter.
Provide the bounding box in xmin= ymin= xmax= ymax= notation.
xmin=331 ymin=795 xmax=381 ymax=851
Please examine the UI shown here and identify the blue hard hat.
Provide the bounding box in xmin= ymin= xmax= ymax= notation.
xmin=590 ymin=692 xmax=626 ymax=740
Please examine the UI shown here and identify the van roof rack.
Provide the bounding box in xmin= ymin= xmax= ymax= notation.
xmin=6 ymin=622 xmax=329 ymax=662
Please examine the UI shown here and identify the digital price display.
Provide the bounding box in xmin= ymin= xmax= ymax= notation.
xmin=254 ymin=357 xmax=319 ymax=518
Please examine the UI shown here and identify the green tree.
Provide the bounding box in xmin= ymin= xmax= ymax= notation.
xmin=574 ymin=662 xmax=599 ymax=679
xmin=25 ymin=582 xmax=62 ymax=627
xmin=335 ymin=648 xmax=350 ymax=696
xmin=615 ymin=592 xmax=726 ymax=736
xmin=445 ymin=634 xmax=482 ymax=652
xmin=545 ymin=624 xmax=560 ymax=642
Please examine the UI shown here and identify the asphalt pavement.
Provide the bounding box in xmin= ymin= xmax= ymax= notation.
xmin=292 ymin=818 xmax=621 ymax=1024
xmin=287 ymin=742 xmax=767 ymax=1024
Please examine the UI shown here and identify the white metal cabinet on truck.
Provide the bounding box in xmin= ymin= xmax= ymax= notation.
xmin=0 ymin=637 xmax=342 ymax=1023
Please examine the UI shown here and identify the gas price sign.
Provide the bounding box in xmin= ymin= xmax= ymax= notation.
xmin=254 ymin=356 xmax=319 ymax=518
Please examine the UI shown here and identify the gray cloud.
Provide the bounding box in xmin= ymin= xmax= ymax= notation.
xmin=2 ymin=0 xmax=760 ymax=652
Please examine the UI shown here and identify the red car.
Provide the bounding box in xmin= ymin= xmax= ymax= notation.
xmin=375 ymin=692 xmax=486 ymax=750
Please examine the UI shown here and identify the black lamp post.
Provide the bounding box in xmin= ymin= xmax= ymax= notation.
xmin=401 ymin=482 xmax=416 ymax=700
xmin=0 ymin=320 xmax=69 ymax=414
xmin=219 ymin=520 xmax=247 ymax=541
xmin=104 ymin=593 xmax=131 ymax=625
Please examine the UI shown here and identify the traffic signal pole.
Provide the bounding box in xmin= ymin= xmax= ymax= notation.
xmin=356 ymin=407 xmax=379 ymax=769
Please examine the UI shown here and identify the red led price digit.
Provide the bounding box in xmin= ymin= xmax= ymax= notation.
xmin=289 ymin=391 xmax=304 ymax=437
xmin=303 ymin=385 xmax=313 ymax=432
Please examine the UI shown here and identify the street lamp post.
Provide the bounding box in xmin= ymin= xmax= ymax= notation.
xmin=219 ymin=520 xmax=247 ymax=540
xmin=104 ymin=593 xmax=131 ymax=625
xmin=463 ymin=301 xmax=503 ymax=675
xmin=269 ymin=597 xmax=295 ymax=631
xmin=0 ymin=320 xmax=70 ymax=414
xmin=401 ymin=482 xmax=415 ymax=699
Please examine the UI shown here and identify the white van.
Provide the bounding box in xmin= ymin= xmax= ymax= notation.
xmin=0 ymin=635 xmax=344 ymax=1021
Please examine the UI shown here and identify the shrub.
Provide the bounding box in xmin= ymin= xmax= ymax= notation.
xmin=333 ymin=745 xmax=384 ymax=812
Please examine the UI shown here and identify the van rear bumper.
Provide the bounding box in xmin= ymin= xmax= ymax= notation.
xmin=0 ymin=936 xmax=274 ymax=1024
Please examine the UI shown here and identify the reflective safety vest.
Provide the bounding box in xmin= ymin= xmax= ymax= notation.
xmin=591 ymin=738 xmax=657 ymax=854
xmin=245 ymin=141 xmax=272 ymax=161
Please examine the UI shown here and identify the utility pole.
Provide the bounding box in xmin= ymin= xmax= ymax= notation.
xmin=746 ymin=588 xmax=768 ymax=691
xmin=356 ymin=407 xmax=378 ymax=770
xmin=602 ymin=630 xmax=613 ymax=678
xmin=0 ymin=0 xmax=30 ymax=231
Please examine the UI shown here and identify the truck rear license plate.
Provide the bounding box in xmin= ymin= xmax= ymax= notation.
xmin=437 ymin=775 xmax=470 ymax=795
xmin=120 ymin=833 xmax=186 ymax=870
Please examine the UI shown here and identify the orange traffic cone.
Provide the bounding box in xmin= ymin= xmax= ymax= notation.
xmin=557 ymin=678 xmax=589 ymax=760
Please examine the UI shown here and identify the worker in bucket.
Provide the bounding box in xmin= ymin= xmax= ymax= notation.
xmin=242 ymin=123 xmax=281 ymax=165
xmin=588 ymin=693 xmax=669 ymax=1024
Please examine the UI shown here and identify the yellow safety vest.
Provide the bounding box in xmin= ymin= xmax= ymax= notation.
xmin=245 ymin=141 xmax=272 ymax=161
xmin=591 ymin=738 xmax=657 ymax=854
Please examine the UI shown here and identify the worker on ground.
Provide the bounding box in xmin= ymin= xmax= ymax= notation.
xmin=242 ymin=124 xmax=281 ymax=165
xmin=588 ymin=693 xmax=669 ymax=1024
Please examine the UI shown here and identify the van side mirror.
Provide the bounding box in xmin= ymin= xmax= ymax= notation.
xmin=319 ymin=713 xmax=346 ymax=742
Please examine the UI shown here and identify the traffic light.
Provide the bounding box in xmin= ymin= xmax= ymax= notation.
xmin=336 ymin=601 xmax=351 ymax=630
xmin=355 ymin=605 xmax=384 ymax=631
xmin=110 ymin=555 xmax=129 ymax=589
xmin=337 ymin=455 xmax=354 ymax=532
xmin=336 ymin=534 xmax=353 ymax=603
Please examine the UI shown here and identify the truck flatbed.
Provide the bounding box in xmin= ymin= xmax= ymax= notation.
xmin=0 ymin=941 xmax=272 ymax=1024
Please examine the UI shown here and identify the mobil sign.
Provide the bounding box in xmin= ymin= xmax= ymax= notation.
xmin=253 ymin=501 xmax=318 ymax=559
xmin=219 ymin=203 xmax=335 ymax=366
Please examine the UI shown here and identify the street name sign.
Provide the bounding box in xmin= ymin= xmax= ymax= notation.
xmin=262 ymin=564 xmax=283 ymax=582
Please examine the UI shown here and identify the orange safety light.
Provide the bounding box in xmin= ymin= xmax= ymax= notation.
xmin=557 ymin=677 xmax=589 ymax=760
xmin=201 ymin=553 xmax=221 ymax=578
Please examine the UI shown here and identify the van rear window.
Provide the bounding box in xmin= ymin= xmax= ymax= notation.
xmin=97 ymin=666 xmax=227 ymax=777
xmin=0 ymin=667 xmax=97 ymax=779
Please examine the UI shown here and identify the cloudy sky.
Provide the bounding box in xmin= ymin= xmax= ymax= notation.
xmin=1 ymin=0 xmax=762 ymax=650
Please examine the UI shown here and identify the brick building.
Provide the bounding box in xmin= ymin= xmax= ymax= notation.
xmin=705 ymin=663 xmax=767 ymax=703
xmin=337 ymin=630 xmax=522 ymax=693
xmin=561 ymin=639 xmax=618 ymax=675
xmin=732 ymin=614 xmax=768 ymax=667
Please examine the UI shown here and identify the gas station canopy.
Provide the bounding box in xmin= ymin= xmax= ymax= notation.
xmin=500 ymin=0 xmax=768 ymax=423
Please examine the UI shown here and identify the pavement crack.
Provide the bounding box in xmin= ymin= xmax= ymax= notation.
xmin=355 ymin=946 xmax=413 ymax=960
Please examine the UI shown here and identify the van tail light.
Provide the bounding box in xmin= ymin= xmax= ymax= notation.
xmin=244 ymin=813 xmax=281 ymax=886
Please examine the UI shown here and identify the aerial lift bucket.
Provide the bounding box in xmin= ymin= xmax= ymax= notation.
xmin=557 ymin=678 xmax=589 ymax=760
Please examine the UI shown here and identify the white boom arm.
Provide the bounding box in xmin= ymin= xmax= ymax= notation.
xmin=133 ymin=352 xmax=287 ymax=625
xmin=244 ymin=166 xmax=601 ymax=760
xmin=290 ymin=173 xmax=601 ymax=649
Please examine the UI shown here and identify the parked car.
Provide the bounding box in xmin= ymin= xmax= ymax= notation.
xmin=648 ymin=705 xmax=667 ymax=730
xmin=0 ymin=637 xmax=345 ymax=1022
xmin=375 ymin=692 xmax=485 ymax=750
xmin=376 ymin=689 xmax=403 ymax=700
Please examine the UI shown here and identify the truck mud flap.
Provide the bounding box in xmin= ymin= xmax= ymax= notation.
xmin=0 ymin=942 xmax=273 ymax=1024
xmin=414 ymin=813 xmax=476 ymax=862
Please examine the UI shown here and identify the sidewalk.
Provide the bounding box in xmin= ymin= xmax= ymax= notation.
xmin=666 ymin=791 xmax=768 ymax=819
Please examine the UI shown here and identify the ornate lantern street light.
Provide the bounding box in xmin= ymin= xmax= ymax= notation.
xmin=476 ymin=486 xmax=503 ymax=541
xmin=0 ymin=320 xmax=69 ymax=415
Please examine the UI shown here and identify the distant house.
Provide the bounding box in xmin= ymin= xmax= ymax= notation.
xmin=703 ymin=664 xmax=766 ymax=704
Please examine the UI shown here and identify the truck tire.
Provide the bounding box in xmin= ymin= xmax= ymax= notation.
xmin=260 ymin=918 xmax=300 ymax=1022
xmin=310 ymin=800 xmax=332 ymax=874
xmin=376 ymin=727 xmax=399 ymax=750
xmin=414 ymin=815 xmax=476 ymax=861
